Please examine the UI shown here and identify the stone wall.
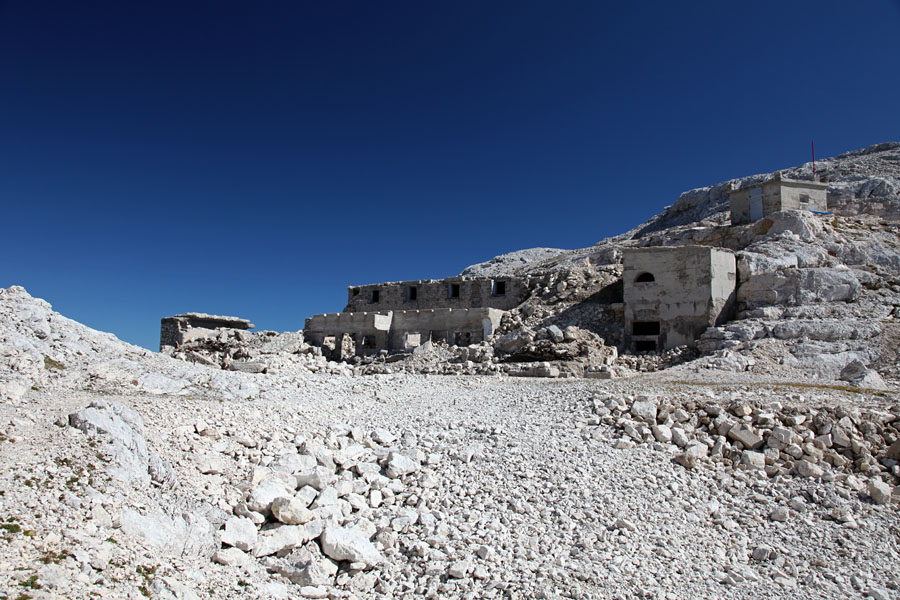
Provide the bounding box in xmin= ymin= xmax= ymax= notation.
xmin=344 ymin=277 xmax=527 ymax=313
xmin=622 ymin=246 xmax=736 ymax=351
xmin=304 ymin=308 xmax=504 ymax=359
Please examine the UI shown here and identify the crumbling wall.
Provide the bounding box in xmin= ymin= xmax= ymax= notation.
xmin=159 ymin=313 xmax=254 ymax=351
xmin=304 ymin=308 xmax=504 ymax=359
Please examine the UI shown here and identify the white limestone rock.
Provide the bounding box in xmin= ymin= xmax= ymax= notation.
xmin=254 ymin=525 xmax=308 ymax=558
xmin=295 ymin=466 xmax=336 ymax=491
xmin=320 ymin=526 xmax=382 ymax=567
xmin=220 ymin=516 xmax=257 ymax=552
xmin=247 ymin=472 xmax=296 ymax=514
xmin=271 ymin=496 xmax=315 ymax=525
xmin=385 ymin=452 xmax=419 ymax=478
xmin=868 ymin=479 xmax=892 ymax=505
xmin=630 ymin=397 xmax=658 ymax=424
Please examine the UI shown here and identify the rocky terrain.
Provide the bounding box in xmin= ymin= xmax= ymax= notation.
xmin=2 ymin=143 xmax=900 ymax=600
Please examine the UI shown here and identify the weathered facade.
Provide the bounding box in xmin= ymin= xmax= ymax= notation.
xmin=729 ymin=175 xmax=828 ymax=225
xmin=623 ymin=246 xmax=736 ymax=352
xmin=160 ymin=313 xmax=254 ymax=351
xmin=344 ymin=277 xmax=526 ymax=313
xmin=305 ymin=308 xmax=504 ymax=359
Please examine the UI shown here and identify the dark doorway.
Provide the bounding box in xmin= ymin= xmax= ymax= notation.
xmin=634 ymin=340 xmax=658 ymax=352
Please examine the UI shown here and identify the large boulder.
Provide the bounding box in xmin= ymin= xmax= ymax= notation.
xmin=68 ymin=401 xmax=172 ymax=487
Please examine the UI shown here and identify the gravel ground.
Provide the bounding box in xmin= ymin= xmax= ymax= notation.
xmin=2 ymin=366 xmax=898 ymax=600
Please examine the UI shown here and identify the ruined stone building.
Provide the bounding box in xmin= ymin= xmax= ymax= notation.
xmin=304 ymin=308 xmax=505 ymax=359
xmin=729 ymin=174 xmax=828 ymax=225
xmin=303 ymin=276 xmax=524 ymax=360
xmin=160 ymin=313 xmax=254 ymax=351
xmin=344 ymin=277 xmax=527 ymax=313
xmin=623 ymin=246 xmax=736 ymax=352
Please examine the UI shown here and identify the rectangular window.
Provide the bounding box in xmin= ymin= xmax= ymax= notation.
xmin=361 ymin=335 xmax=376 ymax=349
xmin=448 ymin=283 xmax=460 ymax=299
xmin=632 ymin=321 xmax=660 ymax=336
xmin=406 ymin=286 xmax=417 ymax=301
xmin=370 ymin=290 xmax=380 ymax=304
xmin=491 ymin=280 xmax=506 ymax=296
xmin=799 ymin=194 xmax=809 ymax=204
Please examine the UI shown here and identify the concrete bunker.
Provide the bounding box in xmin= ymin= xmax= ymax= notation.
xmin=623 ymin=246 xmax=736 ymax=352
xmin=159 ymin=313 xmax=255 ymax=351
xmin=729 ymin=174 xmax=828 ymax=226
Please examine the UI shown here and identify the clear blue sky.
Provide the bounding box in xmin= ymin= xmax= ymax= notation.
xmin=2 ymin=1 xmax=899 ymax=350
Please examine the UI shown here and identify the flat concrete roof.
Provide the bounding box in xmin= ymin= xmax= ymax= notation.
xmin=732 ymin=176 xmax=829 ymax=192
xmin=166 ymin=313 xmax=254 ymax=329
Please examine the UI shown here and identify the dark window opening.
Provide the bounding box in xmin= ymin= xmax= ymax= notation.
xmin=632 ymin=321 xmax=660 ymax=336
xmin=351 ymin=288 xmax=360 ymax=296
xmin=492 ymin=280 xmax=506 ymax=296
xmin=448 ymin=283 xmax=460 ymax=299
xmin=635 ymin=272 xmax=655 ymax=283
xmin=634 ymin=340 xmax=658 ymax=352
xmin=799 ymin=194 xmax=810 ymax=204
xmin=406 ymin=286 xmax=417 ymax=301
xmin=454 ymin=331 xmax=472 ymax=346
xmin=361 ymin=335 xmax=376 ymax=349
xmin=370 ymin=290 xmax=380 ymax=303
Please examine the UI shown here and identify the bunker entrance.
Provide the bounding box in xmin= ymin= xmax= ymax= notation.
xmin=634 ymin=340 xmax=658 ymax=352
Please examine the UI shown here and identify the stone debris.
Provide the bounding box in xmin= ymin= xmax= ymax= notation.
xmin=598 ymin=392 xmax=900 ymax=487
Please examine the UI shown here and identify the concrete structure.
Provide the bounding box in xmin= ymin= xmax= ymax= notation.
xmin=160 ymin=313 xmax=254 ymax=351
xmin=623 ymin=246 xmax=736 ymax=352
xmin=305 ymin=308 xmax=504 ymax=360
xmin=729 ymin=174 xmax=828 ymax=225
xmin=344 ymin=277 xmax=526 ymax=313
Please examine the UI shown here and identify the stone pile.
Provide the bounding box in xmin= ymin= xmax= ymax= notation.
xmin=214 ymin=426 xmax=443 ymax=598
xmin=164 ymin=329 xmax=352 ymax=376
xmin=596 ymin=393 xmax=900 ymax=501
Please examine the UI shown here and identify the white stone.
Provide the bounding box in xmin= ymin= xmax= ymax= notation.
xmin=795 ymin=460 xmax=824 ymax=478
xmin=253 ymin=525 xmax=308 ymax=558
xmin=630 ymin=397 xmax=658 ymax=423
xmin=868 ymin=479 xmax=892 ymax=505
xmin=385 ymin=452 xmax=419 ymax=478
xmin=448 ymin=557 xmax=472 ymax=578
xmin=320 ymin=526 xmax=382 ymax=567
xmin=651 ymin=424 xmax=672 ymax=443
xmin=220 ymin=517 xmax=257 ymax=552
xmin=271 ymin=496 xmax=315 ymax=525
xmin=740 ymin=451 xmax=766 ymax=469
xmin=295 ymin=466 xmax=336 ymax=491
xmin=213 ymin=547 xmax=250 ymax=567
xmin=247 ymin=472 xmax=295 ymax=514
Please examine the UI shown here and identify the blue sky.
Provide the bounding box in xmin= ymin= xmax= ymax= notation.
xmin=2 ymin=1 xmax=899 ymax=350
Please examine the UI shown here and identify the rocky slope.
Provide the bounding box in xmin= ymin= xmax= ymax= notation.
xmin=1 ymin=285 xmax=899 ymax=600
xmin=451 ymin=143 xmax=900 ymax=381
